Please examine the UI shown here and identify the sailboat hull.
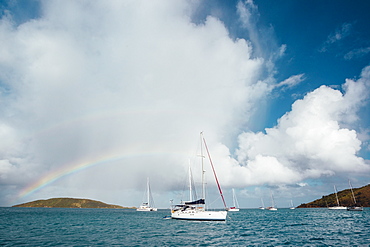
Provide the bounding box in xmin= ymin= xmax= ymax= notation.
xmin=137 ymin=207 xmax=157 ymax=211
xmin=328 ymin=206 xmax=347 ymax=210
xmin=171 ymin=210 xmax=227 ymax=221
xmin=227 ymin=208 xmax=240 ymax=212
xmin=347 ymin=206 xmax=363 ymax=211
xmin=347 ymin=180 xmax=363 ymax=211
xmin=229 ymin=189 xmax=240 ymax=212
xmin=266 ymin=207 xmax=277 ymax=211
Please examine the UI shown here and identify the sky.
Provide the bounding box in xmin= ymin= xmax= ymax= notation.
xmin=0 ymin=0 xmax=369 ymax=208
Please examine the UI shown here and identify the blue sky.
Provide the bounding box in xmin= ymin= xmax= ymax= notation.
xmin=0 ymin=0 xmax=369 ymax=208
xmin=255 ymin=0 xmax=370 ymax=131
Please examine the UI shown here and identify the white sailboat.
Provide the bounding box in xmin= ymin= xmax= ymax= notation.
xmin=328 ymin=185 xmax=346 ymax=210
xmin=227 ymin=188 xmax=240 ymax=212
xmin=137 ymin=177 xmax=157 ymax=211
xmin=289 ymin=200 xmax=296 ymax=210
xmin=259 ymin=198 xmax=265 ymax=210
xmin=171 ymin=132 xmax=228 ymax=221
xmin=266 ymin=191 xmax=277 ymax=211
xmin=347 ymin=180 xmax=363 ymax=211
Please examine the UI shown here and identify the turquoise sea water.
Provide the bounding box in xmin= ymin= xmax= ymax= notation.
xmin=1 ymin=207 xmax=369 ymax=246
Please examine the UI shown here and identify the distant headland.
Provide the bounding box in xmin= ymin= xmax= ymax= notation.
xmin=12 ymin=198 xmax=136 ymax=209
xmin=298 ymin=184 xmax=370 ymax=208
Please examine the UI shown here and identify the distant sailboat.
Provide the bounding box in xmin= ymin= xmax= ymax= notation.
xmin=171 ymin=132 xmax=228 ymax=221
xmin=347 ymin=180 xmax=363 ymax=211
xmin=266 ymin=191 xmax=277 ymax=211
xmin=137 ymin=177 xmax=157 ymax=211
xmin=259 ymin=198 xmax=265 ymax=210
xmin=328 ymin=185 xmax=346 ymax=210
xmin=289 ymin=200 xmax=296 ymax=210
xmin=227 ymin=188 xmax=240 ymax=212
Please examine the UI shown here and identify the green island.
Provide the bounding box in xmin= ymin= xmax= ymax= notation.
xmin=298 ymin=184 xmax=370 ymax=208
xmin=12 ymin=198 xmax=136 ymax=209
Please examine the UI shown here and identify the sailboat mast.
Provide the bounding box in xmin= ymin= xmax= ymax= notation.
xmin=202 ymin=134 xmax=227 ymax=209
xmin=188 ymin=164 xmax=192 ymax=201
xmin=200 ymin=132 xmax=205 ymax=200
xmin=349 ymin=180 xmax=357 ymax=204
xmin=270 ymin=191 xmax=275 ymax=207
xmin=232 ymin=188 xmax=236 ymax=207
xmin=334 ymin=185 xmax=340 ymax=206
xmin=146 ymin=177 xmax=150 ymax=207
xmin=232 ymin=188 xmax=239 ymax=208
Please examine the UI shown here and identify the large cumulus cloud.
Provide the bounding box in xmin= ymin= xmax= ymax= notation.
xmin=0 ymin=0 xmax=266 ymax=206
xmin=233 ymin=66 xmax=370 ymax=186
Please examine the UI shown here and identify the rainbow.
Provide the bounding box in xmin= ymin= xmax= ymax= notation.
xmin=14 ymin=110 xmax=165 ymax=201
xmin=17 ymin=151 xmax=179 ymax=201
xmin=18 ymin=154 xmax=122 ymax=199
xmin=14 ymin=110 xmax=191 ymax=203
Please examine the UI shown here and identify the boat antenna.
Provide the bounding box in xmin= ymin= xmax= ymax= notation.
xmin=202 ymin=133 xmax=227 ymax=209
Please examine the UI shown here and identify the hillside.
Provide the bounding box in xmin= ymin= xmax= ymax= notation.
xmin=12 ymin=198 xmax=134 ymax=209
xmin=298 ymin=184 xmax=370 ymax=208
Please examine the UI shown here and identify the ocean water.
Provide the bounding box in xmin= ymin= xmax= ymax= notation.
xmin=0 ymin=207 xmax=369 ymax=246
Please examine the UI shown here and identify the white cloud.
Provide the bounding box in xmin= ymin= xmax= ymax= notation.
xmin=0 ymin=0 xmax=268 ymax=206
xmin=237 ymin=0 xmax=259 ymax=28
xmin=0 ymin=160 xmax=12 ymax=179
xmin=0 ymin=0 xmax=369 ymax=208
xmin=278 ymin=44 xmax=287 ymax=57
xmin=344 ymin=47 xmax=370 ymax=60
xmin=234 ymin=67 xmax=370 ymax=186
xmin=328 ymin=23 xmax=352 ymax=43
xmin=276 ymin=74 xmax=305 ymax=89
xmin=195 ymin=66 xmax=370 ymax=188
xmin=236 ymin=0 xmax=261 ymax=57
xmin=341 ymin=66 xmax=370 ymax=124
xmin=319 ymin=22 xmax=352 ymax=52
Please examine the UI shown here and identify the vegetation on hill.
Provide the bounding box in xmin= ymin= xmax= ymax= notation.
xmin=12 ymin=198 xmax=135 ymax=209
xmin=298 ymin=184 xmax=370 ymax=208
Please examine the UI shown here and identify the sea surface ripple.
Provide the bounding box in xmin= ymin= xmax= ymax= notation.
xmin=0 ymin=207 xmax=369 ymax=246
